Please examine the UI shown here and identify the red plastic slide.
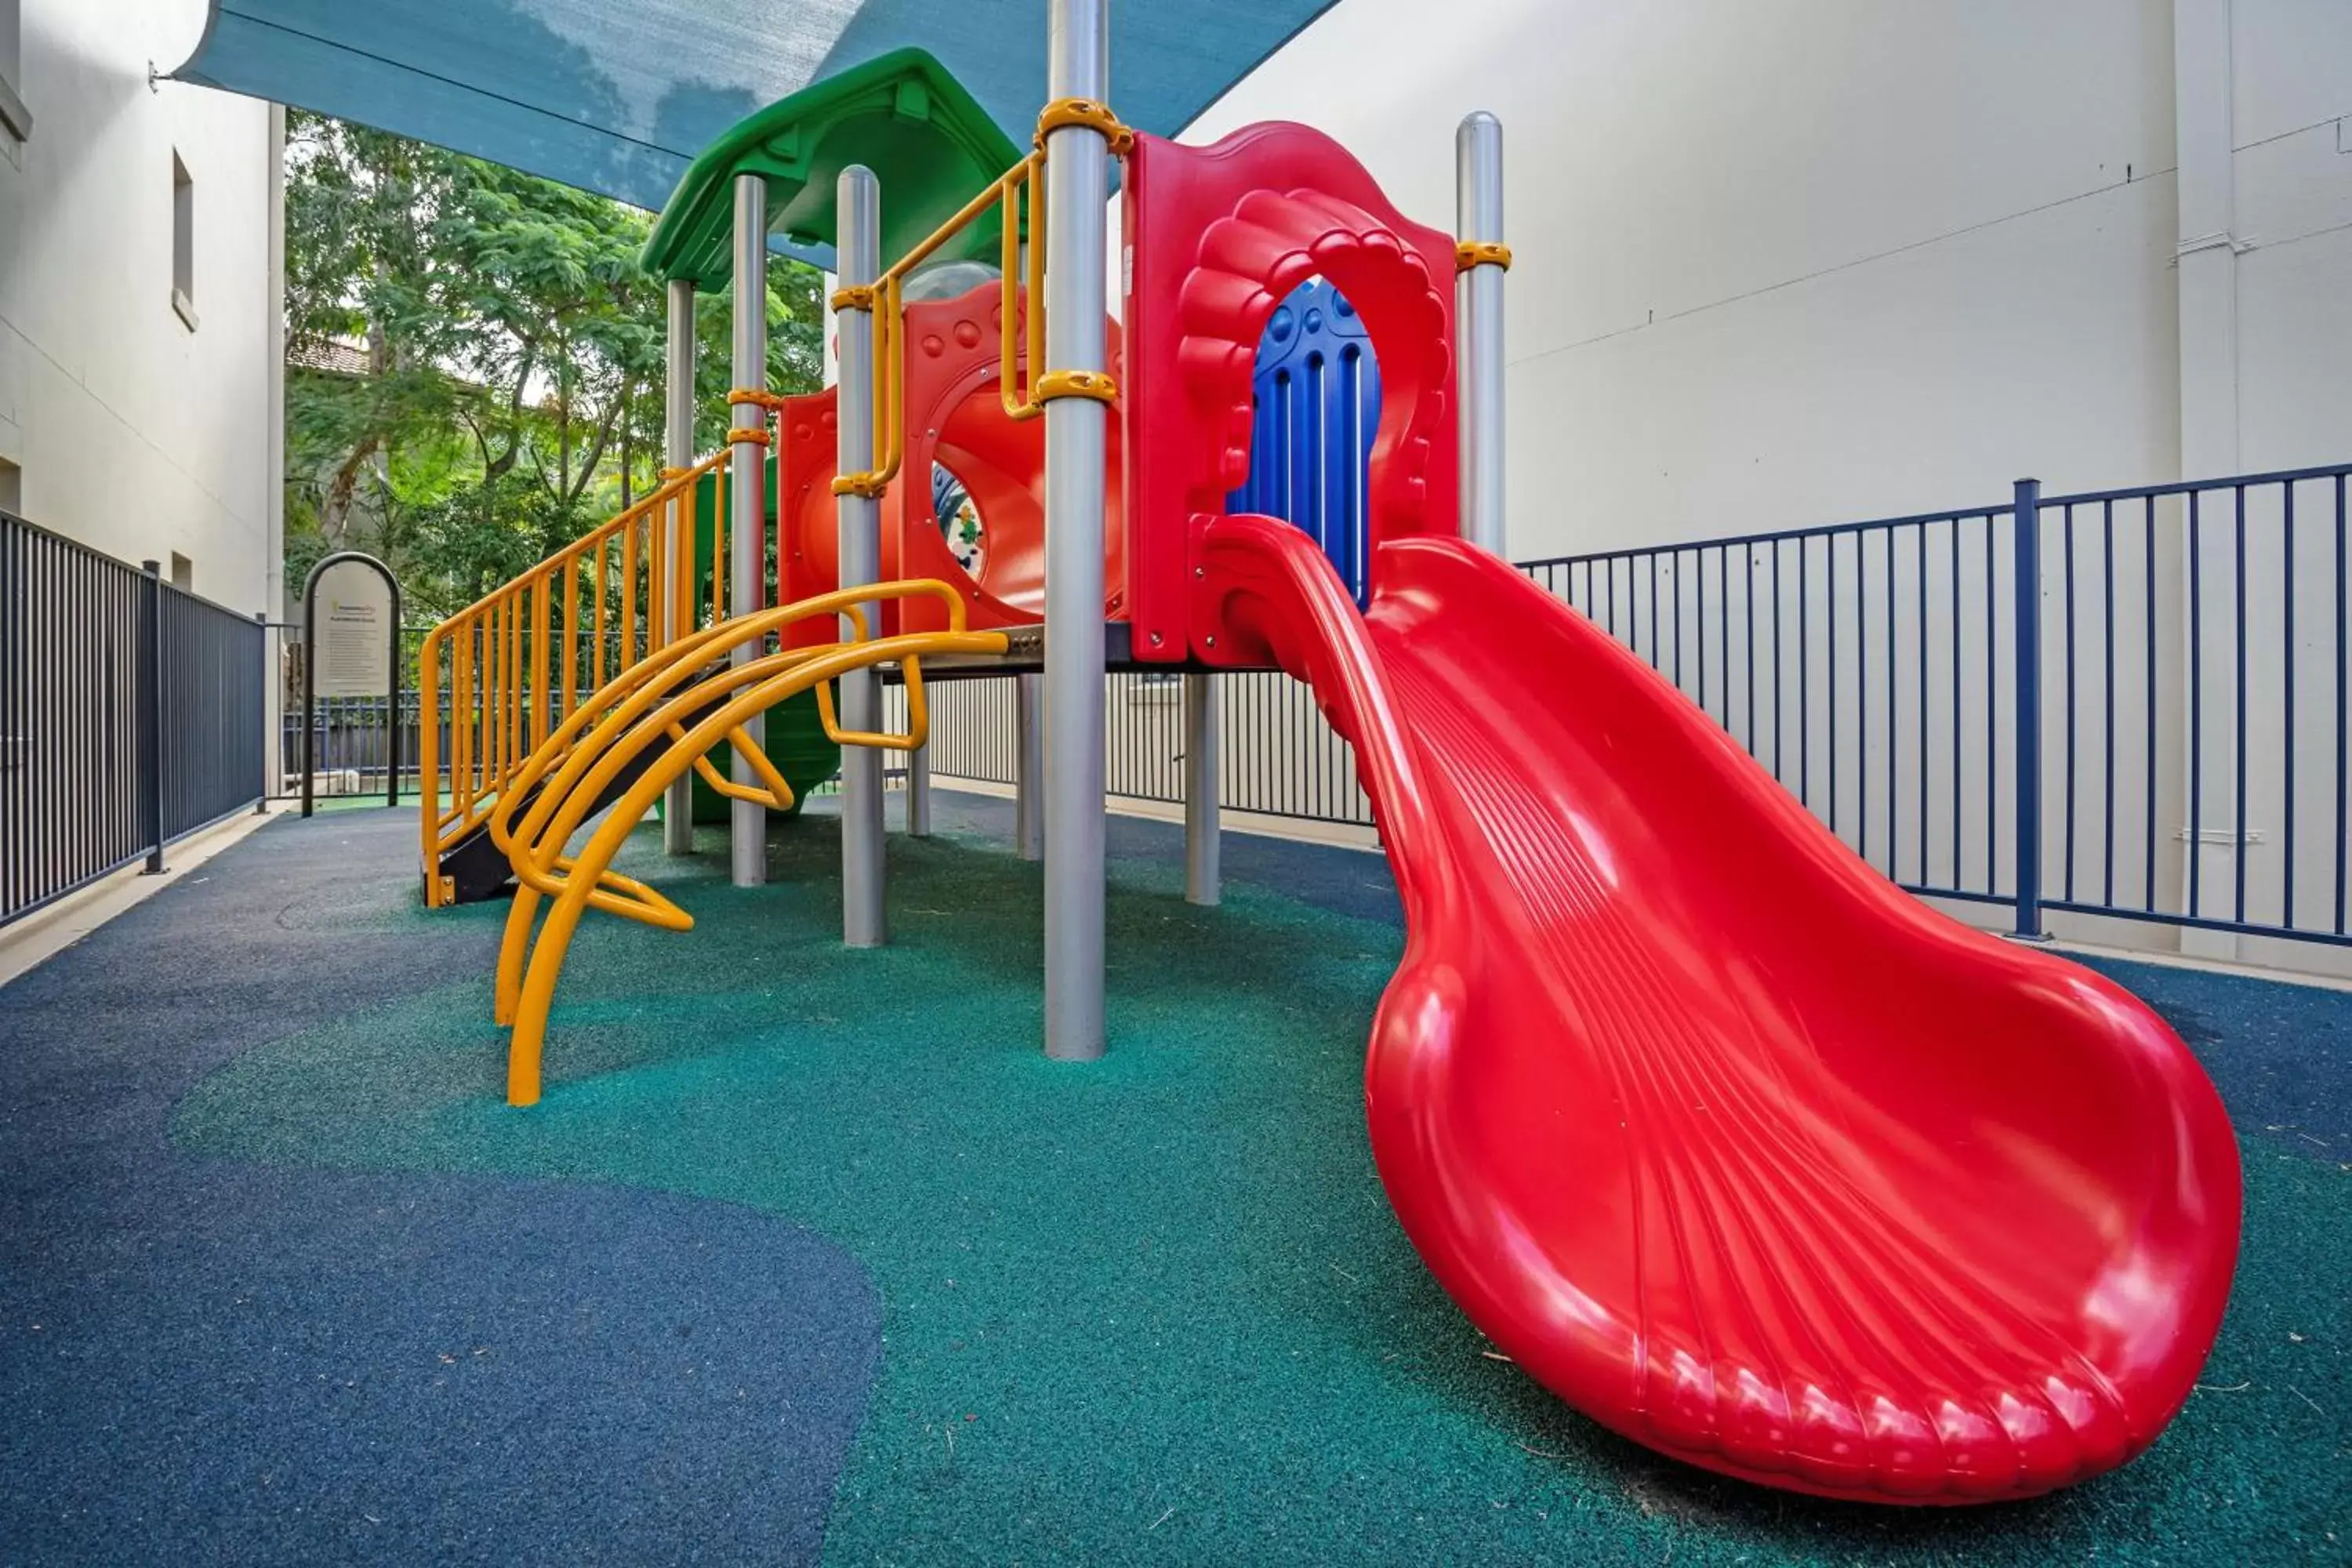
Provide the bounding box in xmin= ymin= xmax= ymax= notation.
xmin=1197 ymin=513 xmax=2243 ymax=1504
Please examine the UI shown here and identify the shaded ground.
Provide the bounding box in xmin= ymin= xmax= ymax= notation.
xmin=0 ymin=812 xmax=878 ymax=1567
xmin=5 ymin=798 xmax=2348 ymax=1564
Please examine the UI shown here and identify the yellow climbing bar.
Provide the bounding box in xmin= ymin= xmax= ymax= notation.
xmin=492 ymin=579 xmax=1009 ymax=1105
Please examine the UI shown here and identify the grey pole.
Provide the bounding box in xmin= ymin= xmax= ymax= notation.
xmin=728 ymin=174 xmax=770 ymax=887
xmin=1014 ymin=672 xmax=1044 ymax=860
xmin=1182 ymin=673 xmax=1220 ymax=906
xmin=1455 ymin=112 xmax=1507 ymax=556
xmin=835 ymin=165 xmax=887 ymax=946
xmin=906 ymin=742 xmax=933 ymax=837
xmin=662 ymin=278 xmax=697 ymax=854
xmin=1041 ymin=0 xmax=1112 ymax=1060
xmin=143 ymin=561 xmax=167 ymax=869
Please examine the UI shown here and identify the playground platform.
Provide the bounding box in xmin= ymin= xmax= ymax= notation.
xmin=0 ymin=799 xmax=2343 ymax=1565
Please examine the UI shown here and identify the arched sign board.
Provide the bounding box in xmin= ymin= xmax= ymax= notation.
xmin=301 ymin=551 xmax=403 ymax=818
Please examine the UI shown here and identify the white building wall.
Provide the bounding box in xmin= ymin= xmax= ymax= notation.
xmin=2225 ymin=0 xmax=2352 ymax=476
xmin=1181 ymin=0 xmax=2345 ymax=557
xmin=1162 ymin=0 xmax=2351 ymax=975
xmin=0 ymin=0 xmax=280 ymax=616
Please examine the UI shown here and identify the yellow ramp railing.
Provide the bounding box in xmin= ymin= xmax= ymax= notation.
xmin=417 ymin=448 xmax=735 ymax=903
xmin=490 ymin=579 xmax=1008 ymax=1105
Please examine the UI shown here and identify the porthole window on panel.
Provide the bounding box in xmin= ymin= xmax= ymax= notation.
xmin=931 ymin=462 xmax=987 ymax=583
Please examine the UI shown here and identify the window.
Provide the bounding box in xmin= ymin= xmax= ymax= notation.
xmin=169 ymin=552 xmax=193 ymax=592
xmin=0 ymin=0 xmax=27 ymax=146
xmin=0 ymin=459 xmax=20 ymax=517
xmin=171 ymin=151 xmax=196 ymax=329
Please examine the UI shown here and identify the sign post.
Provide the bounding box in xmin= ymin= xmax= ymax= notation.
xmin=300 ymin=552 xmax=402 ymax=818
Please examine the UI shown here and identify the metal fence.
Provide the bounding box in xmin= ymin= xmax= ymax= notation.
xmin=1522 ymin=461 xmax=2352 ymax=949
xmin=2 ymin=510 xmax=267 ymax=927
xmin=904 ymin=670 xmax=1375 ymax=827
xmin=905 ymin=460 xmax=2352 ymax=954
xmin=271 ymin=623 xmax=434 ymax=801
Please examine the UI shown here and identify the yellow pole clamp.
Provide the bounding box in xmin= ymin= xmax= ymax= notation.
xmin=1035 ymin=97 xmax=1134 ymax=154
xmin=829 ymin=285 xmax=878 ymax=312
xmin=1455 ymin=240 xmax=1512 ymax=272
xmin=1033 ymin=368 xmax=1119 ymax=405
xmin=830 ymin=472 xmax=890 ymax=499
xmin=727 ymin=387 xmax=789 ymax=410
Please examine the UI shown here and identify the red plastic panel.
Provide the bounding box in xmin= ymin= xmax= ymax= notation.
xmin=1195 ymin=512 xmax=2243 ymax=1504
xmin=1123 ymin=125 xmax=1459 ymax=663
xmin=886 ymin=285 xmax=1126 ymax=636
xmin=775 ymin=387 xmax=844 ymax=650
xmin=775 ymin=284 xmax=1123 ymax=637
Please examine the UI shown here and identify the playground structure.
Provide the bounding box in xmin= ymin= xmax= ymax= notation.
xmin=415 ymin=11 xmax=2240 ymax=1508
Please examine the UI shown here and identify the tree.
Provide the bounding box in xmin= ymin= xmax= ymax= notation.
xmin=282 ymin=111 xmax=823 ymax=621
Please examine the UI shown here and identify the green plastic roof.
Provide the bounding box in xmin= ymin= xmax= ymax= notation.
xmin=640 ymin=49 xmax=1023 ymax=288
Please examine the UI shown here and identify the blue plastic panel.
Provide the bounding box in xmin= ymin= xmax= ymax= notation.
xmin=1227 ymin=278 xmax=1381 ymax=604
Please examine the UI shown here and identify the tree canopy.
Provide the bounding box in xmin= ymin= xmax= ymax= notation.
xmin=283 ymin=111 xmax=823 ymax=621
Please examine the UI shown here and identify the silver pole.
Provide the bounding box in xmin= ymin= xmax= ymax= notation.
xmin=728 ymin=174 xmax=769 ymax=887
xmin=1182 ymin=673 xmax=1220 ymax=906
xmin=1042 ymin=0 xmax=1111 ymax=1060
xmin=1456 ymin=112 xmax=1506 ymax=556
xmin=1014 ymin=672 xmax=1044 ymax=860
xmin=906 ymin=741 xmax=932 ymax=837
xmin=662 ymin=278 xmax=697 ymax=855
xmin=835 ymin=165 xmax=887 ymax=946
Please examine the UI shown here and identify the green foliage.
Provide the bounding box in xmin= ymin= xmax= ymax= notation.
xmin=283 ymin=111 xmax=823 ymax=622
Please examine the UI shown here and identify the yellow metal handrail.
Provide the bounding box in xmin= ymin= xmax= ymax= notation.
xmin=491 ymin=579 xmax=1009 ymax=1103
xmin=830 ymin=99 xmax=1133 ymax=499
xmin=417 ymin=445 xmax=738 ymax=903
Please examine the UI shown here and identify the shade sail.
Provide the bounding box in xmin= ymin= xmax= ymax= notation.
xmin=176 ymin=1 xmax=1335 ymax=267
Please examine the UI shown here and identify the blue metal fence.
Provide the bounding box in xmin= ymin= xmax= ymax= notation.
xmin=1522 ymin=460 xmax=2352 ymax=950
xmin=907 ymin=461 xmax=2352 ymax=958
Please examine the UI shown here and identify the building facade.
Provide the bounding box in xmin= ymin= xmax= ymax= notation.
xmin=1185 ymin=0 xmax=2350 ymax=560
xmin=0 ymin=0 xmax=281 ymax=615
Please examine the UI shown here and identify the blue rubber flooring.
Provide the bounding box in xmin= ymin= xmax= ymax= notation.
xmin=2 ymin=794 xmax=2347 ymax=1565
xmin=0 ymin=814 xmax=880 ymax=1566
xmin=964 ymin=793 xmax=2346 ymax=1164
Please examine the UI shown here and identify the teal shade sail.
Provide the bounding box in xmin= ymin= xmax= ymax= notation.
xmin=176 ymin=1 xmax=1338 ymax=267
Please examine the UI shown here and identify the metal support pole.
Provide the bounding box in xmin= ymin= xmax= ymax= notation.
xmin=253 ymin=611 xmax=270 ymax=814
xmin=662 ymin=278 xmax=697 ymax=854
xmin=1041 ymin=0 xmax=1112 ymax=1060
xmin=143 ymin=561 xmax=167 ymax=869
xmin=2010 ymin=477 xmax=2046 ymax=939
xmin=385 ymin=584 xmax=403 ymax=811
xmin=1183 ymin=673 xmax=1220 ymax=905
xmin=836 ymin=165 xmax=887 ymax=946
xmin=728 ymin=173 xmax=768 ymax=887
xmin=906 ymin=741 xmax=932 ymax=837
xmin=1014 ymin=672 xmax=1044 ymax=860
xmin=1455 ymin=112 xmax=1507 ymax=556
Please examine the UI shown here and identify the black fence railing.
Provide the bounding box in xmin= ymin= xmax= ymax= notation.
xmin=2 ymin=511 xmax=267 ymax=927
xmin=271 ymin=623 xmax=434 ymax=800
xmin=162 ymin=583 xmax=269 ymax=837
